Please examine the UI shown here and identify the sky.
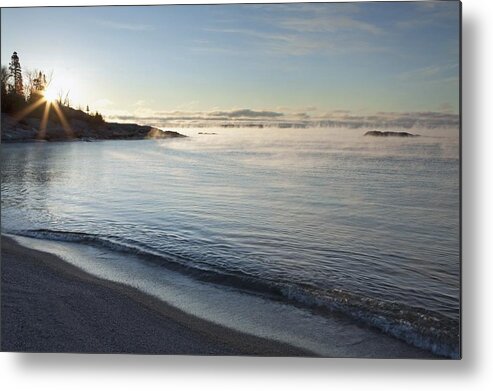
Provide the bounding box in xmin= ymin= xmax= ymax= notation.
xmin=1 ymin=2 xmax=460 ymax=126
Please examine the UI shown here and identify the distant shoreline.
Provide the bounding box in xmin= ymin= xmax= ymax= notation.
xmin=0 ymin=234 xmax=313 ymax=356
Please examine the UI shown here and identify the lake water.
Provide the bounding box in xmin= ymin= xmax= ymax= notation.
xmin=1 ymin=126 xmax=460 ymax=357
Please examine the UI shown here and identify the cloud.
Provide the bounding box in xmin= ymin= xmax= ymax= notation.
xmin=103 ymin=107 xmax=458 ymax=130
xmin=96 ymin=20 xmax=154 ymax=31
xmin=294 ymin=112 xmax=310 ymax=120
xmin=253 ymin=1 xmax=379 ymax=34
xmin=201 ymin=3 xmax=387 ymax=57
xmin=208 ymin=109 xmax=283 ymax=119
xmin=105 ymin=108 xmax=285 ymax=123
xmin=397 ymin=63 xmax=459 ymax=82
xmin=202 ymin=27 xmax=384 ymax=57
xmin=398 ymin=65 xmax=443 ymax=80
xmin=396 ymin=1 xmax=459 ymax=30
xmin=278 ymin=15 xmax=383 ymax=35
xmin=329 ymin=111 xmax=460 ymax=129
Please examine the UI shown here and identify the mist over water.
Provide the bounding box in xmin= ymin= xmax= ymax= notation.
xmin=1 ymin=126 xmax=460 ymax=356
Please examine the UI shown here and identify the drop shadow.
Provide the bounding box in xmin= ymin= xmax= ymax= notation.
xmin=459 ymin=5 xmax=479 ymax=373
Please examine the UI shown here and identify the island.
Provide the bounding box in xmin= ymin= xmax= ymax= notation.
xmin=364 ymin=130 xmax=420 ymax=137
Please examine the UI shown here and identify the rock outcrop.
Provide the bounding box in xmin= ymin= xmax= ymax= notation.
xmin=364 ymin=130 xmax=419 ymax=137
xmin=1 ymin=114 xmax=186 ymax=142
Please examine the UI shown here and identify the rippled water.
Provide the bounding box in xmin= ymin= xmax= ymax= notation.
xmin=1 ymin=127 xmax=460 ymax=357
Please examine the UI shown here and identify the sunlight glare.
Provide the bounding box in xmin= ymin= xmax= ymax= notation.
xmin=43 ymin=86 xmax=57 ymax=103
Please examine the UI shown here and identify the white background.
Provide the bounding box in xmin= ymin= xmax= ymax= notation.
xmin=0 ymin=0 xmax=491 ymax=390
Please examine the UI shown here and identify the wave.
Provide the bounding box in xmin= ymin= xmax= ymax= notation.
xmin=11 ymin=228 xmax=460 ymax=358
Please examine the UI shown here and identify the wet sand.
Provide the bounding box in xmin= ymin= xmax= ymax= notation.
xmin=0 ymin=235 xmax=313 ymax=356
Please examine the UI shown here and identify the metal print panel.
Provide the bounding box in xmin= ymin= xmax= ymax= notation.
xmin=0 ymin=1 xmax=461 ymax=358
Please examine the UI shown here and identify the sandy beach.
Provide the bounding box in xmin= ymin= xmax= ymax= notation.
xmin=0 ymin=235 xmax=312 ymax=356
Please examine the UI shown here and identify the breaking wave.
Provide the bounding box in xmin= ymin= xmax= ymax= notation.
xmin=12 ymin=228 xmax=460 ymax=358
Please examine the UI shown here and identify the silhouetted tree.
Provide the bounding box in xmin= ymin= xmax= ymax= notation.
xmin=1 ymin=66 xmax=10 ymax=113
xmin=56 ymin=89 xmax=71 ymax=108
xmin=34 ymin=71 xmax=47 ymax=92
xmin=9 ymin=52 xmax=23 ymax=96
xmin=1 ymin=65 xmax=10 ymax=98
xmin=25 ymin=69 xmax=49 ymax=104
xmin=1 ymin=52 xmax=27 ymax=113
xmin=94 ymin=111 xmax=104 ymax=123
xmin=2 ymin=52 xmax=105 ymax=127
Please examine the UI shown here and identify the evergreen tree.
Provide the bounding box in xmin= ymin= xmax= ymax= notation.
xmin=8 ymin=52 xmax=23 ymax=96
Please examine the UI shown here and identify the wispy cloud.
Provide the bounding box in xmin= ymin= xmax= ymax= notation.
xmin=396 ymin=1 xmax=459 ymax=30
xmin=202 ymin=26 xmax=384 ymax=57
xmin=198 ymin=3 xmax=387 ymax=57
xmin=278 ymin=15 xmax=384 ymax=35
xmin=95 ymin=19 xmax=154 ymax=31
xmin=397 ymin=63 xmax=459 ymax=82
xmin=317 ymin=110 xmax=459 ymax=129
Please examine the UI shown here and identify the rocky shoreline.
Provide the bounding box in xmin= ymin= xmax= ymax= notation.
xmin=1 ymin=114 xmax=186 ymax=143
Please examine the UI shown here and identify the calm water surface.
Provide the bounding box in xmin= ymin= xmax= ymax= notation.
xmin=1 ymin=127 xmax=460 ymax=357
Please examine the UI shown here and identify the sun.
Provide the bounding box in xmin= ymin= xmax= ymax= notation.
xmin=43 ymin=86 xmax=57 ymax=103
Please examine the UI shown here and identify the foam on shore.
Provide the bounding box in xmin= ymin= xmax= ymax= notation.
xmin=3 ymin=233 xmax=437 ymax=358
